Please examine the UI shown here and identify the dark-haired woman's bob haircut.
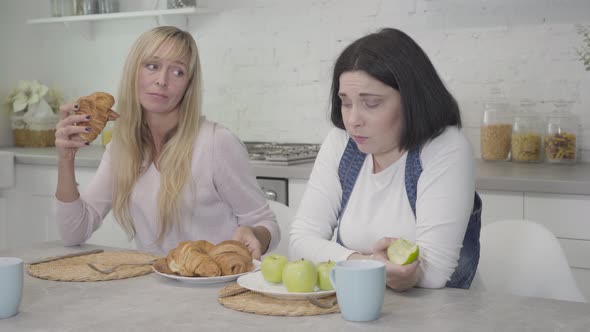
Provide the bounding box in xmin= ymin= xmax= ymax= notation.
xmin=330 ymin=28 xmax=462 ymax=151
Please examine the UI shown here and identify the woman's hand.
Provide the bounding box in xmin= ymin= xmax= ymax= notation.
xmin=372 ymin=237 xmax=420 ymax=292
xmin=232 ymin=226 xmax=263 ymax=260
xmin=55 ymin=103 xmax=91 ymax=160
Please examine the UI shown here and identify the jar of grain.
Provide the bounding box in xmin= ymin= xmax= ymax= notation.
xmin=511 ymin=113 xmax=543 ymax=163
xmin=480 ymin=103 xmax=512 ymax=161
xmin=544 ymin=114 xmax=578 ymax=164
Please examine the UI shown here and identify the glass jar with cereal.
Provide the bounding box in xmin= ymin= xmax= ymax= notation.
xmin=544 ymin=114 xmax=578 ymax=164
xmin=480 ymin=103 xmax=512 ymax=161
xmin=511 ymin=113 xmax=543 ymax=163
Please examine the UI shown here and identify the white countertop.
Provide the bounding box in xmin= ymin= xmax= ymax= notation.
xmin=2 ymin=146 xmax=590 ymax=194
xmin=1 ymin=242 xmax=589 ymax=331
xmin=0 ymin=146 xmax=314 ymax=180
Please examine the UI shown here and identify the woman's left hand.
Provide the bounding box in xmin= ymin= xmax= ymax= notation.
xmin=232 ymin=226 xmax=262 ymax=260
xmin=372 ymin=237 xmax=420 ymax=291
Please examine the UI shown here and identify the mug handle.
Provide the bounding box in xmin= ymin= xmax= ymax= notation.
xmin=329 ymin=268 xmax=336 ymax=290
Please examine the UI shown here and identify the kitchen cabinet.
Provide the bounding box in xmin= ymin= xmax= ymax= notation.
xmin=524 ymin=193 xmax=590 ymax=301
xmin=1 ymin=164 xmax=132 ymax=251
xmin=288 ymin=179 xmax=307 ymax=213
xmin=479 ymin=190 xmax=524 ymax=224
xmin=2 ymin=164 xmax=60 ymax=250
xmin=524 ymin=193 xmax=590 ymax=239
xmin=481 ymin=190 xmax=590 ymax=301
xmin=0 ymin=196 xmax=7 ymax=250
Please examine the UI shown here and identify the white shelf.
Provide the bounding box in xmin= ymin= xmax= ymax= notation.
xmin=26 ymin=7 xmax=213 ymax=25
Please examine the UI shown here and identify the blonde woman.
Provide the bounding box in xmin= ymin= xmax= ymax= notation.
xmin=54 ymin=26 xmax=279 ymax=258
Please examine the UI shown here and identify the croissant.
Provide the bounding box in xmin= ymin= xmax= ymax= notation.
xmin=154 ymin=257 xmax=174 ymax=274
xmin=75 ymin=92 xmax=119 ymax=142
xmin=166 ymin=240 xmax=221 ymax=277
xmin=208 ymin=240 xmax=254 ymax=276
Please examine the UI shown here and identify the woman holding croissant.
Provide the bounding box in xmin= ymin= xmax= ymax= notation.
xmin=54 ymin=26 xmax=279 ymax=259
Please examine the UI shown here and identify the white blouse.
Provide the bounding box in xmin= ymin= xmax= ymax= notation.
xmin=56 ymin=120 xmax=280 ymax=256
xmin=290 ymin=126 xmax=475 ymax=288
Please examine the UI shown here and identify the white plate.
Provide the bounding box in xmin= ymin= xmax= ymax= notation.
xmin=153 ymin=260 xmax=261 ymax=284
xmin=237 ymin=271 xmax=336 ymax=300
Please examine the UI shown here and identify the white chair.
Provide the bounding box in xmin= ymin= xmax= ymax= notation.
xmin=477 ymin=219 xmax=586 ymax=302
xmin=267 ymin=200 xmax=295 ymax=258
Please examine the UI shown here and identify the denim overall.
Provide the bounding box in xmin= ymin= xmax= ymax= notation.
xmin=336 ymin=138 xmax=482 ymax=289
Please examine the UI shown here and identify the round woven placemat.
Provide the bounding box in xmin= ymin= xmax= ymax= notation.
xmin=27 ymin=251 xmax=160 ymax=282
xmin=218 ymin=283 xmax=339 ymax=316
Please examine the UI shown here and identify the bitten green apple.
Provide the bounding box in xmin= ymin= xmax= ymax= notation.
xmin=282 ymin=259 xmax=317 ymax=293
xmin=387 ymin=238 xmax=419 ymax=265
xmin=316 ymin=260 xmax=335 ymax=291
xmin=261 ymin=253 xmax=288 ymax=283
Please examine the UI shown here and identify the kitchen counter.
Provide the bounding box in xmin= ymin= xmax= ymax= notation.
xmin=1 ymin=146 xmax=590 ymax=194
xmin=477 ymin=159 xmax=590 ymax=195
xmin=0 ymin=146 xmax=314 ymax=180
xmin=1 ymin=242 xmax=589 ymax=331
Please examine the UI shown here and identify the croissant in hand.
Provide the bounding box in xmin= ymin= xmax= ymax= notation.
xmin=166 ymin=240 xmax=221 ymax=277
xmin=208 ymin=240 xmax=254 ymax=276
xmin=75 ymin=92 xmax=119 ymax=142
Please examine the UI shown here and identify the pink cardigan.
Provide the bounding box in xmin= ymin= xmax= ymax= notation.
xmin=56 ymin=119 xmax=280 ymax=255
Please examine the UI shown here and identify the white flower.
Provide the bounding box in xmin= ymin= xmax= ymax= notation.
xmin=11 ymin=80 xmax=49 ymax=113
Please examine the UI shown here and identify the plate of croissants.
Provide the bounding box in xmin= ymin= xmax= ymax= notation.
xmin=152 ymin=240 xmax=261 ymax=284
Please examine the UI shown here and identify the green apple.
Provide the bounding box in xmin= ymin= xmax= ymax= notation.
xmin=282 ymin=259 xmax=317 ymax=293
xmin=261 ymin=253 xmax=288 ymax=283
xmin=316 ymin=260 xmax=335 ymax=291
xmin=387 ymin=238 xmax=419 ymax=265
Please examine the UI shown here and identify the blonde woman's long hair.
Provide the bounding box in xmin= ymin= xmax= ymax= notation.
xmin=111 ymin=26 xmax=202 ymax=243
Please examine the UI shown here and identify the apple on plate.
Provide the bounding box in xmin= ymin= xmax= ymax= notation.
xmin=316 ymin=260 xmax=335 ymax=291
xmin=282 ymin=259 xmax=317 ymax=293
xmin=261 ymin=253 xmax=288 ymax=283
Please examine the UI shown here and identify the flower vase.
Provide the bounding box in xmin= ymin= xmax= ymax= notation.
xmin=11 ymin=101 xmax=58 ymax=147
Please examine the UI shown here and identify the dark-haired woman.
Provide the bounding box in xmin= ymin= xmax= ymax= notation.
xmin=289 ymin=28 xmax=481 ymax=291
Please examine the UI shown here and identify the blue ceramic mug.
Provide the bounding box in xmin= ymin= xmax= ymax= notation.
xmin=329 ymin=260 xmax=386 ymax=322
xmin=0 ymin=257 xmax=23 ymax=319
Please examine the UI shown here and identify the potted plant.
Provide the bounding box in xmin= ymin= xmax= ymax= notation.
xmin=576 ymin=24 xmax=590 ymax=71
xmin=3 ymin=80 xmax=63 ymax=147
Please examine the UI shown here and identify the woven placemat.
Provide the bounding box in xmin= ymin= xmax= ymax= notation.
xmin=27 ymin=251 xmax=160 ymax=282
xmin=218 ymin=283 xmax=339 ymax=316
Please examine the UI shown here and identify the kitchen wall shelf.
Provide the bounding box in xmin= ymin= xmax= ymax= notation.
xmin=26 ymin=7 xmax=214 ymax=25
xmin=26 ymin=7 xmax=215 ymax=39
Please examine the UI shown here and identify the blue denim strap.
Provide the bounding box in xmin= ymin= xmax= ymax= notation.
xmin=336 ymin=138 xmax=366 ymax=245
xmin=404 ymin=149 xmax=482 ymax=289
xmin=404 ymin=149 xmax=423 ymax=216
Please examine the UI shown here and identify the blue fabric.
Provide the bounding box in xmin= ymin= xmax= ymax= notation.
xmin=404 ymin=149 xmax=482 ymax=289
xmin=338 ymin=138 xmax=482 ymax=289
xmin=336 ymin=139 xmax=367 ymax=245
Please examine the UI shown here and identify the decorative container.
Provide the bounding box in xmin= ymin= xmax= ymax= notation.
xmin=544 ymin=114 xmax=578 ymax=164
xmin=480 ymin=103 xmax=513 ymax=161
xmin=511 ymin=113 xmax=543 ymax=163
xmin=12 ymin=112 xmax=58 ymax=148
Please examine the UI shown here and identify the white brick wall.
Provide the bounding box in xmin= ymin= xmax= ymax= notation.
xmin=1 ymin=0 xmax=589 ymax=161
xmin=198 ymin=0 xmax=590 ymax=162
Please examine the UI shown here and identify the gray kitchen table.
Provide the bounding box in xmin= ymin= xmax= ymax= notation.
xmin=1 ymin=241 xmax=589 ymax=331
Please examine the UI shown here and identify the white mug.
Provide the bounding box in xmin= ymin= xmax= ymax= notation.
xmin=0 ymin=257 xmax=23 ymax=319
xmin=329 ymin=260 xmax=386 ymax=322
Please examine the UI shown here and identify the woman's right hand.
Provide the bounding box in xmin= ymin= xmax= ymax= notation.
xmin=55 ymin=103 xmax=91 ymax=160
